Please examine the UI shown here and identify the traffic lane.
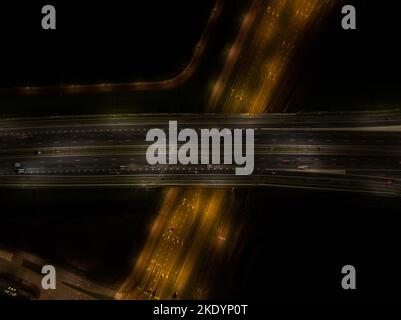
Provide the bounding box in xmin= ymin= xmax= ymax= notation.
xmin=136 ymin=191 xmax=203 ymax=299
xmin=0 ymin=172 xmax=399 ymax=196
xmin=3 ymin=111 xmax=401 ymax=132
xmin=118 ymin=188 xmax=205 ymax=299
xmin=2 ymin=154 xmax=401 ymax=176
xmin=217 ymin=0 xmax=335 ymax=114
xmin=3 ymin=128 xmax=401 ymax=151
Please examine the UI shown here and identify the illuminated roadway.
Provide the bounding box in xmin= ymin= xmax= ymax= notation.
xmin=207 ymin=0 xmax=335 ymax=113
xmin=0 ymin=0 xmax=393 ymax=301
xmin=1 ymin=112 xmax=401 ymax=196
xmin=106 ymin=0 xmax=363 ymax=301
xmin=0 ymin=0 xmax=224 ymax=96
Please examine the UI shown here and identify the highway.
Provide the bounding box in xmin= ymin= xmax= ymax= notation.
xmin=0 ymin=1 xmax=223 ymax=96
xmin=1 ymin=113 xmax=401 ymax=195
xmin=0 ymin=0 xmax=396 ymax=301
xmin=93 ymin=0 xmax=392 ymax=301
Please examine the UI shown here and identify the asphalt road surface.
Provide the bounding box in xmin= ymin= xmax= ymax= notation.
xmin=1 ymin=112 xmax=401 ymax=195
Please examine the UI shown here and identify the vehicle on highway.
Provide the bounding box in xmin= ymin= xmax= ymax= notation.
xmin=33 ymin=150 xmax=42 ymax=156
xmin=385 ymin=179 xmax=394 ymax=185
